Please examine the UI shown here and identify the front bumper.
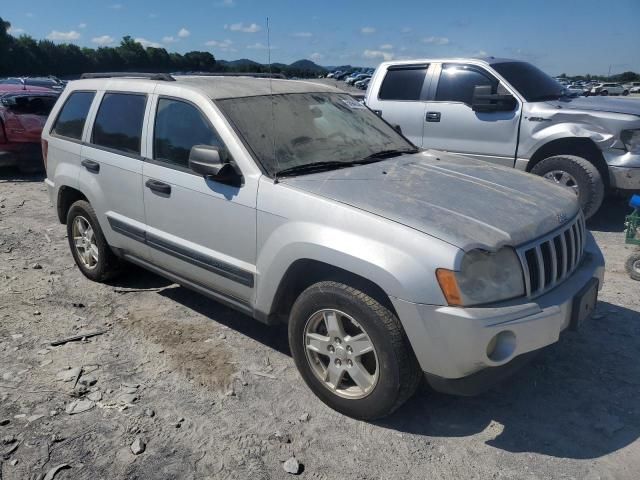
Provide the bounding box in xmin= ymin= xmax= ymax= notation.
xmin=604 ymin=150 xmax=640 ymax=192
xmin=391 ymin=233 xmax=605 ymax=392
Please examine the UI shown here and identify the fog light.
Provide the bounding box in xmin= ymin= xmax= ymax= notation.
xmin=486 ymin=331 xmax=516 ymax=362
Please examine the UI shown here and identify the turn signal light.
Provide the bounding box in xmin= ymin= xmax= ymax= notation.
xmin=436 ymin=269 xmax=463 ymax=306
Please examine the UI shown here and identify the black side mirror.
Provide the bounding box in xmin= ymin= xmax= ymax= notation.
xmin=189 ymin=145 xmax=243 ymax=186
xmin=471 ymin=85 xmax=517 ymax=112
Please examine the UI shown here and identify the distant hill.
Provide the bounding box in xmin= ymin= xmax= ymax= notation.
xmin=289 ymin=59 xmax=327 ymax=73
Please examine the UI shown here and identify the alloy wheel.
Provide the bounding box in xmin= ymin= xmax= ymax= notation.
xmin=72 ymin=215 xmax=99 ymax=269
xmin=543 ymin=170 xmax=580 ymax=195
xmin=303 ymin=309 xmax=379 ymax=399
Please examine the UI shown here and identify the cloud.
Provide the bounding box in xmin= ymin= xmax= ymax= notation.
xmin=473 ymin=49 xmax=488 ymax=57
xmin=135 ymin=37 xmax=163 ymax=48
xmin=109 ymin=3 xmax=123 ymax=9
xmin=401 ymin=27 xmax=412 ymax=33
xmin=380 ymin=44 xmax=393 ymax=50
xmin=423 ymin=36 xmax=450 ymax=45
xmin=178 ymin=28 xmax=190 ymax=38
xmin=246 ymin=42 xmax=270 ymax=50
xmin=205 ymin=39 xmax=235 ymax=51
xmin=25 ymin=12 xmax=34 ymax=18
xmin=7 ymin=27 xmax=25 ymax=35
xmin=292 ymin=32 xmax=313 ymax=38
xmin=215 ymin=0 xmax=235 ymax=6
xmin=162 ymin=36 xmax=177 ymax=43
xmin=46 ymin=30 xmax=81 ymax=42
xmin=310 ymin=52 xmax=324 ymax=62
xmin=360 ymin=27 xmax=376 ymax=34
xmin=363 ymin=49 xmax=394 ymax=61
xmin=225 ymin=22 xmax=261 ymax=33
xmin=78 ymin=23 xmax=87 ymax=29
xmin=92 ymin=35 xmax=114 ymax=46
xmin=148 ymin=13 xmax=158 ymax=19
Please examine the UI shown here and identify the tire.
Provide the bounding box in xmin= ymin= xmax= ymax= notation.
xmin=625 ymin=252 xmax=640 ymax=281
xmin=622 ymin=90 xmax=629 ymax=96
xmin=66 ymin=200 xmax=123 ymax=282
xmin=288 ymin=281 xmax=421 ymax=419
xmin=601 ymin=90 xmax=608 ymax=96
xmin=531 ymin=155 xmax=605 ymax=219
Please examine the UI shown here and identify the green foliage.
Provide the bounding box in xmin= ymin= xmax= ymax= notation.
xmin=0 ymin=17 xmax=327 ymax=78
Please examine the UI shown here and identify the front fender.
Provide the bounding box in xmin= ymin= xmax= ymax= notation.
xmin=254 ymin=216 xmax=458 ymax=316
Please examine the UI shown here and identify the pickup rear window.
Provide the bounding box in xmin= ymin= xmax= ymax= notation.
xmin=379 ymin=66 xmax=428 ymax=101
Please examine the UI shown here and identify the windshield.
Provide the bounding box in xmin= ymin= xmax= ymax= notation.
xmin=492 ymin=61 xmax=564 ymax=102
xmin=216 ymin=92 xmax=415 ymax=176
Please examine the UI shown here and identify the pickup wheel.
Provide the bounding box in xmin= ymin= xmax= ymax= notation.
xmin=288 ymin=281 xmax=421 ymax=419
xmin=531 ymin=155 xmax=605 ymax=219
xmin=66 ymin=200 xmax=122 ymax=282
xmin=625 ymin=253 xmax=640 ymax=281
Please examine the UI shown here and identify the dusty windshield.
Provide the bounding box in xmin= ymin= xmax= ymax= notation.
xmin=216 ymin=92 xmax=415 ymax=176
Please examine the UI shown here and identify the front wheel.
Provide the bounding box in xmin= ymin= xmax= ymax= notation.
xmin=531 ymin=155 xmax=605 ymax=220
xmin=622 ymin=90 xmax=629 ymax=96
xmin=288 ymin=281 xmax=421 ymax=419
xmin=601 ymin=90 xmax=609 ymax=96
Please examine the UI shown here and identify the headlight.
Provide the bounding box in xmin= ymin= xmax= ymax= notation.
xmin=621 ymin=129 xmax=640 ymax=154
xmin=436 ymin=248 xmax=525 ymax=306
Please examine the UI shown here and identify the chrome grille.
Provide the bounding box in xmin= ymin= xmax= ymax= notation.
xmin=517 ymin=214 xmax=586 ymax=297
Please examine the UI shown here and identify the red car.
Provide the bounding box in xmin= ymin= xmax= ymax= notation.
xmin=0 ymin=87 xmax=59 ymax=173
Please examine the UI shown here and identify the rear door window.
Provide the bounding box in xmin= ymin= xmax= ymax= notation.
xmin=92 ymin=93 xmax=147 ymax=155
xmin=153 ymin=98 xmax=222 ymax=169
xmin=378 ymin=66 xmax=428 ymax=101
xmin=51 ymin=91 xmax=95 ymax=140
xmin=435 ymin=64 xmax=498 ymax=105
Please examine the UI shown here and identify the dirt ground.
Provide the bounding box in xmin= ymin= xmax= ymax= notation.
xmin=0 ymin=170 xmax=639 ymax=480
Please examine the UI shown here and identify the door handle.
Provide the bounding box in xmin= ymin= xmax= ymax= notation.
xmin=81 ymin=159 xmax=100 ymax=173
xmin=425 ymin=111 xmax=441 ymax=122
xmin=145 ymin=179 xmax=171 ymax=195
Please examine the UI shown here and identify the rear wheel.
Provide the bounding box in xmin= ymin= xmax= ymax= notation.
xmin=601 ymin=90 xmax=609 ymax=96
xmin=625 ymin=253 xmax=640 ymax=281
xmin=531 ymin=155 xmax=605 ymax=219
xmin=622 ymin=90 xmax=629 ymax=96
xmin=66 ymin=200 xmax=122 ymax=282
xmin=288 ymin=281 xmax=421 ymax=419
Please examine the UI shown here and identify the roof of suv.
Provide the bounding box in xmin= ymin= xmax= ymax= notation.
xmin=67 ymin=75 xmax=342 ymax=100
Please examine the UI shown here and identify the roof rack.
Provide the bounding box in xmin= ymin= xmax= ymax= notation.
xmin=176 ymin=72 xmax=286 ymax=79
xmin=80 ymin=72 xmax=175 ymax=81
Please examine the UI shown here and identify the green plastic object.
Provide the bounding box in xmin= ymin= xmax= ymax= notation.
xmin=625 ymin=208 xmax=640 ymax=246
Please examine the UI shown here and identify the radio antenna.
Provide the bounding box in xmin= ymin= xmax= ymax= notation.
xmin=266 ymin=17 xmax=280 ymax=183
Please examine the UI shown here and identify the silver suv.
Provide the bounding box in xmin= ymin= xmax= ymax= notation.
xmin=43 ymin=73 xmax=605 ymax=419
xmin=365 ymin=58 xmax=640 ymax=219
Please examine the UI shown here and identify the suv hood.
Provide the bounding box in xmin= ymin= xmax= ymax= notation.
xmin=547 ymin=97 xmax=640 ymax=116
xmin=281 ymin=151 xmax=580 ymax=251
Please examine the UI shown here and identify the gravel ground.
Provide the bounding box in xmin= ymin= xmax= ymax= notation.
xmin=0 ymin=171 xmax=639 ymax=480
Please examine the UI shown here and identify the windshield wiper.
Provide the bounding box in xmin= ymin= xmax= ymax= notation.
xmin=275 ymin=161 xmax=355 ymax=178
xmin=360 ymin=148 xmax=418 ymax=161
xmin=274 ymin=148 xmax=418 ymax=180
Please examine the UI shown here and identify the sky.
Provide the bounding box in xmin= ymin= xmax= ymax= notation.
xmin=2 ymin=0 xmax=639 ymax=75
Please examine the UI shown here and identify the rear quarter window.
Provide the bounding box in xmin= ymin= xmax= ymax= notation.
xmin=51 ymin=91 xmax=95 ymax=140
xmin=91 ymin=93 xmax=147 ymax=155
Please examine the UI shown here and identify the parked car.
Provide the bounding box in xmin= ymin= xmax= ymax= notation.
xmin=590 ymin=82 xmax=629 ymax=96
xmin=563 ymin=84 xmax=584 ymax=97
xmin=347 ymin=74 xmax=371 ymax=86
xmin=625 ymin=81 xmax=640 ymax=93
xmin=365 ymin=58 xmax=640 ymax=218
xmin=0 ymin=91 xmax=59 ymax=172
xmin=355 ymin=77 xmax=371 ymax=90
xmin=0 ymin=77 xmax=65 ymax=91
xmin=43 ymin=73 xmax=604 ymax=419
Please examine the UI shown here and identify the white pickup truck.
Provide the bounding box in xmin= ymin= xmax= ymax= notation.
xmin=365 ymin=57 xmax=640 ymax=218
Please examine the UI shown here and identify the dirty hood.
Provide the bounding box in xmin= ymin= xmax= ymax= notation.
xmin=281 ymin=151 xmax=580 ymax=251
xmin=546 ymin=97 xmax=640 ymax=117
